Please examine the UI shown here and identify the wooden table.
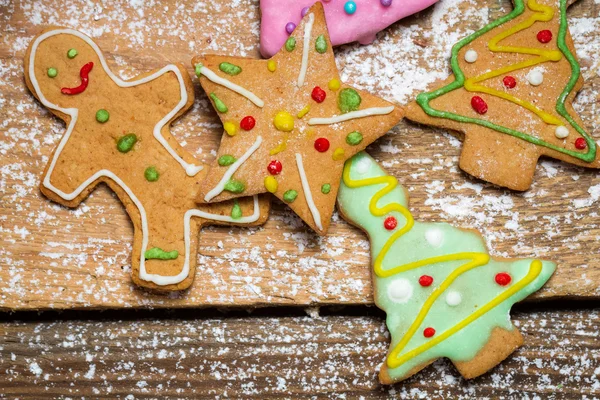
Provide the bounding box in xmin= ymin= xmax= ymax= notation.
xmin=1 ymin=0 xmax=599 ymax=397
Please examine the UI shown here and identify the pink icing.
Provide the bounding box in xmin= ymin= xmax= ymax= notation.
xmin=259 ymin=0 xmax=439 ymax=58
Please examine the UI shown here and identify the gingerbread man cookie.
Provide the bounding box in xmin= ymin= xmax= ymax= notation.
xmin=337 ymin=152 xmax=556 ymax=384
xmin=24 ymin=28 xmax=269 ymax=292
xmin=193 ymin=3 xmax=403 ymax=234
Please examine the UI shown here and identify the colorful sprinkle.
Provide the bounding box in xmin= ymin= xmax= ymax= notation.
xmin=332 ymin=147 xmax=345 ymax=161
xmin=321 ymin=183 xmax=331 ymax=194
xmin=346 ymin=131 xmax=363 ymax=146
xmin=297 ymin=105 xmax=310 ymax=119
xmin=380 ymin=0 xmax=392 ymax=6
xmin=224 ymin=121 xmax=237 ymax=136
xmin=95 ymin=109 xmax=110 ymax=123
xmin=264 ymin=176 xmax=278 ymax=193
xmin=495 ymin=272 xmax=512 ymax=286
xmin=419 ymin=275 xmax=434 ymax=287
xmin=231 ymin=200 xmax=242 ymax=219
xmin=503 ymin=76 xmax=517 ymax=89
xmin=224 ymin=180 xmax=245 ymax=194
xmin=194 ymin=63 xmax=203 ymax=77
xmin=423 ymin=327 xmax=436 ymax=338
xmin=471 ymin=96 xmax=488 ymax=115
xmin=267 ymin=60 xmax=277 ymax=72
xmin=273 ymin=111 xmax=294 ymax=132
xmin=537 ymin=29 xmax=552 ymax=43
xmin=283 ymin=189 xmax=298 ymax=203
xmin=219 ymin=62 xmax=242 ymax=76
xmin=338 ymin=88 xmax=361 ymax=113
xmin=314 ymin=138 xmax=330 ymax=152
xmin=270 ymin=138 xmax=288 ymax=155
xmin=144 ymin=247 xmax=178 ymax=260
xmin=575 ymin=137 xmax=587 ymax=150
xmin=311 ymin=86 xmax=326 ymax=103
xmin=117 ymin=134 xmax=137 ymax=153
xmin=67 ymin=48 xmax=78 ymax=59
xmin=285 ymin=37 xmax=296 ymax=52
xmin=285 ymin=22 xmax=296 ymax=34
xmin=240 ymin=116 xmax=256 ymax=131
xmin=383 ymin=216 xmax=397 ymax=230
xmin=267 ymin=160 xmax=282 ymax=175
xmin=210 ymin=93 xmax=228 ymax=113
xmin=315 ymin=35 xmax=327 ymax=54
xmin=344 ymin=1 xmax=357 ymax=14
xmin=144 ymin=166 xmax=159 ymax=182
xmin=47 ymin=68 xmax=58 ymax=78
xmin=61 ymin=61 xmax=93 ymax=95
xmin=328 ymin=79 xmax=340 ymax=91
xmin=218 ymin=155 xmax=237 ymax=166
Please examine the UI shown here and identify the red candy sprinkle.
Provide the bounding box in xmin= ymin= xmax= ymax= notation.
xmin=419 ymin=275 xmax=433 ymax=287
xmin=267 ymin=160 xmax=282 ymax=175
xmin=423 ymin=327 xmax=436 ymax=338
xmin=383 ymin=216 xmax=397 ymax=230
xmin=537 ymin=30 xmax=553 ymax=43
xmin=503 ymin=76 xmax=517 ymax=89
xmin=311 ymin=86 xmax=327 ymax=103
xmin=240 ymin=116 xmax=256 ymax=131
xmin=495 ymin=272 xmax=512 ymax=286
xmin=61 ymin=62 xmax=93 ymax=95
xmin=471 ymin=96 xmax=488 ymax=115
xmin=575 ymin=137 xmax=587 ymax=150
xmin=314 ymin=137 xmax=330 ymax=152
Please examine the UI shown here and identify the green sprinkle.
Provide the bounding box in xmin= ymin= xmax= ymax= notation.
xmin=231 ymin=200 xmax=242 ymax=219
xmin=95 ymin=109 xmax=110 ymax=123
xmin=144 ymin=166 xmax=159 ymax=182
xmin=315 ymin=35 xmax=327 ymax=54
xmin=338 ymin=88 xmax=362 ymax=113
xmin=144 ymin=247 xmax=179 ymax=260
xmin=321 ymin=183 xmax=331 ymax=194
xmin=117 ymin=134 xmax=137 ymax=153
xmin=283 ymin=189 xmax=298 ymax=203
xmin=218 ymin=155 xmax=237 ymax=166
xmin=219 ymin=62 xmax=242 ymax=76
xmin=285 ymin=37 xmax=296 ymax=52
xmin=47 ymin=68 xmax=58 ymax=78
xmin=209 ymin=93 xmax=228 ymax=113
xmin=224 ymin=179 xmax=245 ymax=194
xmin=345 ymin=131 xmax=363 ymax=145
xmin=67 ymin=48 xmax=78 ymax=59
xmin=195 ymin=63 xmax=203 ymax=77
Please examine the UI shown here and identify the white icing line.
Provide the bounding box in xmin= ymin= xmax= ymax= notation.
xmin=308 ymin=106 xmax=395 ymax=125
xmin=295 ymin=153 xmax=323 ymax=231
xmin=204 ymin=136 xmax=263 ymax=202
xmin=297 ymin=13 xmax=314 ymax=87
xmin=197 ymin=65 xmax=265 ymax=108
xmin=29 ymin=29 xmax=259 ymax=286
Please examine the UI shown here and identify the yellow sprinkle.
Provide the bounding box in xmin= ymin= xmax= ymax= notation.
xmin=267 ymin=60 xmax=277 ymax=72
xmin=273 ymin=111 xmax=294 ymax=132
xmin=297 ymin=105 xmax=310 ymax=119
xmin=332 ymin=147 xmax=345 ymax=161
xmin=328 ymin=79 xmax=341 ymax=91
xmin=224 ymin=121 xmax=237 ymax=136
xmin=270 ymin=135 xmax=288 ymax=155
xmin=264 ymin=176 xmax=278 ymax=193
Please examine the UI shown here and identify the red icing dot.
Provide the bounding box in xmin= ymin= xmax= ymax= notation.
xmin=419 ymin=275 xmax=433 ymax=287
xmin=537 ymin=30 xmax=553 ymax=44
xmin=383 ymin=216 xmax=397 ymax=230
xmin=575 ymin=137 xmax=587 ymax=150
xmin=495 ymin=272 xmax=512 ymax=286
xmin=311 ymin=86 xmax=327 ymax=103
xmin=267 ymin=160 xmax=282 ymax=175
xmin=471 ymin=96 xmax=488 ymax=115
xmin=240 ymin=116 xmax=256 ymax=131
xmin=423 ymin=327 xmax=436 ymax=338
xmin=314 ymin=138 xmax=330 ymax=152
xmin=503 ymin=76 xmax=517 ymax=89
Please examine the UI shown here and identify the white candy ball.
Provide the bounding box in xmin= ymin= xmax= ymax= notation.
xmin=555 ymin=126 xmax=569 ymax=139
xmin=446 ymin=291 xmax=462 ymax=306
xmin=527 ymin=70 xmax=544 ymax=86
xmin=387 ymin=278 xmax=413 ymax=303
xmin=425 ymin=228 xmax=444 ymax=248
xmin=464 ymin=49 xmax=478 ymax=63
xmin=354 ymin=156 xmax=372 ymax=175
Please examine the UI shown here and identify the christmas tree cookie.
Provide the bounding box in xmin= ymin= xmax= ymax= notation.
xmin=193 ymin=2 xmax=403 ymax=235
xmin=406 ymin=0 xmax=597 ymax=190
xmin=337 ymin=152 xmax=556 ymax=383
xmin=24 ymin=28 xmax=269 ymax=292
xmin=259 ymin=0 xmax=439 ymax=58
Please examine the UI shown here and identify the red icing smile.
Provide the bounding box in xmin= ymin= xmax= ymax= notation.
xmin=61 ymin=62 xmax=94 ymax=95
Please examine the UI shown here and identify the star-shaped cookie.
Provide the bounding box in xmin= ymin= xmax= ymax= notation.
xmin=192 ymin=2 xmax=403 ymax=234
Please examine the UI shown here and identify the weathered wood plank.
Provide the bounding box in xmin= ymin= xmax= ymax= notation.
xmin=0 ymin=308 xmax=598 ymax=398
xmin=1 ymin=0 xmax=599 ymax=309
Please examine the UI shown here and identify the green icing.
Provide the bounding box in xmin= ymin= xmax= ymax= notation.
xmin=209 ymin=93 xmax=228 ymax=113
xmin=321 ymin=183 xmax=331 ymax=194
xmin=415 ymin=0 xmax=595 ymax=162
xmin=67 ymin=48 xmax=78 ymax=59
xmin=224 ymin=179 xmax=245 ymax=193
xmin=283 ymin=190 xmax=298 ymax=203
xmin=144 ymin=166 xmax=159 ymax=182
xmin=219 ymin=62 xmax=242 ymax=76
xmin=145 ymin=247 xmax=179 ymax=260
xmin=337 ymin=152 xmax=556 ymax=382
xmin=315 ymin=35 xmax=327 ymax=54
xmin=218 ymin=155 xmax=237 ymax=166
xmin=194 ymin=63 xmax=203 ymax=77
xmin=117 ymin=134 xmax=137 ymax=153
xmin=231 ymin=200 xmax=242 ymax=220
xmin=338 ymin=88 xmax=361 ymax=113
xmin=95 ymin=109 xmax=110 ymax=123
xmin=285 ymin=37 xmax=296 ymax=52
xmin=345 ymin=131 xmax=363 ymax=146
xmin=47 ymin=68 xmax=58 ymax=78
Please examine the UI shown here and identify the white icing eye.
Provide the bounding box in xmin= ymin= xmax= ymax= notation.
xmin=354 ymin=156 xmax=372 ymax=174
xmin=555 ymin=126 xmax=569 ymax=139
xmin=464 ymin=49 xmax=478 ymax=63
xmin=527 ymin=70 xmax=544 ymax=86
xmin=387 ymin=278 xmax=413 ymax=303
xmin=425 ymin=228 xmax=444 ymax=247
xmin=445 ymin=291 xmax=462 ymax=306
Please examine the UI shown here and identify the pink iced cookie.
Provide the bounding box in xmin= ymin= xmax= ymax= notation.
xmin=260 ymin=0 xmax=439 ymax=57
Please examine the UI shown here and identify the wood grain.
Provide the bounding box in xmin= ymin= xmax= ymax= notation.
xmin=1 ymin=0 xmax=599 ymax=310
